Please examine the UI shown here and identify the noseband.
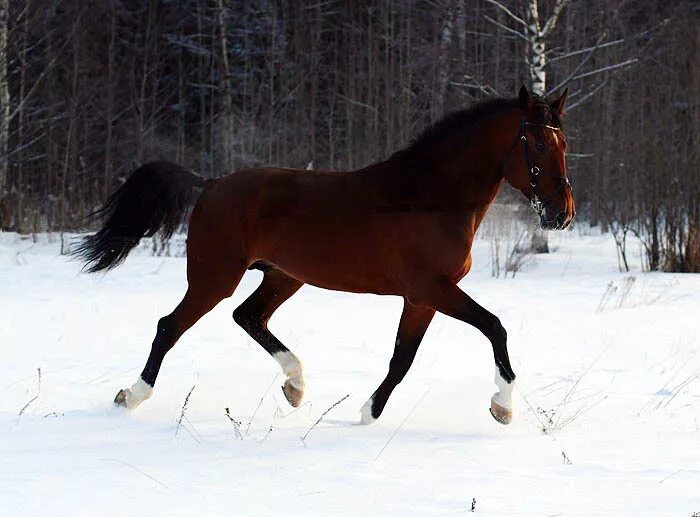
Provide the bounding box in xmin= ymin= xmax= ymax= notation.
xmin=506 ymin=117 xmax=572 ymax=217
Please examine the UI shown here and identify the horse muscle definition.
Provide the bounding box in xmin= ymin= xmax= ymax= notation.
xmin=74 ymin=86 xmax=573 ymax=425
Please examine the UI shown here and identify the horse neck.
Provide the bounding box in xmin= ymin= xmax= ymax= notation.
xmin=413 ymin=109 xmax=518 ymax=213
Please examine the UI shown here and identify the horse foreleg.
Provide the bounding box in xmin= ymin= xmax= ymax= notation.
xmin=115 ymin=262 xmax=245 ymax=409
xmin=408 ymin=281 xmax=516 ymax=425
xmin=360 ymin=300 xmax=435 ymax=424
xmin=232 ymin=268 xmax=305 ymax=407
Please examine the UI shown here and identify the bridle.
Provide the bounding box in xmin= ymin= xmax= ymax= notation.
xmin=505 ymin=117 xmax=572 ymax=217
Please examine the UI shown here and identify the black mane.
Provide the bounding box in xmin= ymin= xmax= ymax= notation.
xmin=390 ymin=95 xmax=557 ymax=164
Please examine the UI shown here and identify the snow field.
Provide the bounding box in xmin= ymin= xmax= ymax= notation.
xmin=1 ymin=230 xmax=699 ymax=516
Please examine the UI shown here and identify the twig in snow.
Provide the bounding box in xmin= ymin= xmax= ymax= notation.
xmin=175 ymin=384 xmax=196 ymax=437
xmin=513 ymin=384 xmax=555 ymax=437
xmin=654 ymin=369 xmax=700 ymax=410
xmin=375 ymin=387 xmax=431 ymax=460
xmin=274 ymin=397 xmax=312 ymax=419
xmin=615 ymin=276 xmax=636 ymax=308
xmin=657 ymin=468 xmax=684 ymax=484
xmin=18 ymin=368 xmax=41 ymax=417
xmin=300 ymin=394 xmax=350 ymax=446
xmin=470 ymin=498 xmax=477 ymax=512
xmin=561 ymin=451 xmax=572 ymax=465
xmin=522 ymin=344 xmax=609 ymax=435
xmin=260 ymin=425 xmax=273 ymax=443
xmin=245 ymin=373 xmax=279 ymax=437
xmin=224 ymin=407 xmax=243 ymax=440
xmin=596 ymin=281 xmax=617 ymax=313
xmin=551 ymin=343 xmax=610 ymax=428
xmin=103 ymin=458 xmax=169 ymax=489
xmin=182 ymin=415 xmax=203 ymax=443
xmin=178 ymin=418 xmax=202 ymax=443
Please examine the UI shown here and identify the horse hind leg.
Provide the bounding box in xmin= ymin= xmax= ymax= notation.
xmin=115 ymin=258 xmax=246 ymax=409
xmin=232 ymin=268 xmax=305 ymax=407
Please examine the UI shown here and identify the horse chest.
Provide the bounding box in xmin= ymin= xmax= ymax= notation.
xmin=402 ymin=218 xmax=474 ymax=282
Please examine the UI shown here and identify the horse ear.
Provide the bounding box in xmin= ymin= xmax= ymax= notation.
xmin=519 ymin=85 xmax=532 ymax=111
xmin=550 ymin=88 xmax=568 ymax=116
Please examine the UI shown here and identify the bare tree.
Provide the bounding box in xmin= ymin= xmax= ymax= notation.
xmin=0 ymin=0 xmax=696 ymax=273
xmin=0 ymin=0 xmax=8 ymax=204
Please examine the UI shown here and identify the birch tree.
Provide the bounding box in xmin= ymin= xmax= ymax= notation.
xmin=216 ymin=0 xmax=235 ymax=172
xmin=485 ymin=0 xmax=569 ymax=96
xmin=0 ymin=0 xmax=9 ymax=202
xmin=484 ymin=0 xmax=569 ymax=252
xmin=434 ymin=0 xmax=455 ymax=120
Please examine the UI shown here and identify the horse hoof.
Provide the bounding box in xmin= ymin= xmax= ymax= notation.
xmin=282 ymin=380 xmax=304 ymax=408
xmin=114 ymin=389 xmax=129 ymax=408
xmin=359 ymin=397 xmax=376 ymax=425
xmin=489 ymin=401 xmax=512 ymax=425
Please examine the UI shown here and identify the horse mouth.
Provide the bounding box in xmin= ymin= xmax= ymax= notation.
xmin=540 ymin=212 xmax=573 ymax=230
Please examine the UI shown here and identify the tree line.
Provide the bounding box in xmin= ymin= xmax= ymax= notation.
xmin=0 ymin=0 xmax=697 ymax=271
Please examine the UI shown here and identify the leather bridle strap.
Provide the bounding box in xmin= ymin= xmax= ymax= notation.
xmin=517 ymin=117 xmax=572 ymax=217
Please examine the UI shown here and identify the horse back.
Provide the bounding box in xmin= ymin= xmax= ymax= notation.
xmin=192 ymin=166 xmax=476 ymax=294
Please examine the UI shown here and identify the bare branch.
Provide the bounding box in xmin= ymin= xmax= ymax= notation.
xmin=571 ymin=58 xmax=638 ymax=81
xmin=483 ymin=0 xmax=527 ymax=27
xmin=541 ymin=0 xmax=571 ymax=36
xmin=452 ymin=73 xmax=501 ymax=97
xmin=566 ymin=79 xmax=609 ymax=111
xmin=550 ymin=34 xmax=607 ymax=94
xmin=6 ymin=12 xmax=83 ymax=125
xmin=548 ymin=39 xmax=624 ymax=63
xmin=483 ymin=15 xmax=528 ymax=42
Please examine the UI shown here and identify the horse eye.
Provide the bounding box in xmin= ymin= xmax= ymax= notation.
xmin=535 ymin=142 xmax=547 ymax=154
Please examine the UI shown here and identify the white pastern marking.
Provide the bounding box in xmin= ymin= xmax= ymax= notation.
xmin=125 ymin=377 xmax=153 ymax=409
xmin=273 ymin=351 xmax=304 ymax=390
xmin=359 ymin=396 xmax=376 ymax=425
xmin=491 ymin=367 xmax=514 ymax=410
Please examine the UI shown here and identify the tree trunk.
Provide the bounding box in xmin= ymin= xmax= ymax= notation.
xmin=0 ymin=0 xmax=9 ymax=224
xmin=525 ymin=0 xmax=569 ymax=253
xmin=103 ymin=0 xmax=116 ymax=201
xmin=217 ymin=0 xmax=234 ymax=171
xmin=433 ymin=1 xmax=454 ymax=120
xmin=526 ymin=0 xmax=546 ymax=96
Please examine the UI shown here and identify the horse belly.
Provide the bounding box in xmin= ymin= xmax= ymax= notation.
xmin=253 ymin=216 xmax=404 ymax=294
xmin=253 ymin=214 xmax=473 ymax=294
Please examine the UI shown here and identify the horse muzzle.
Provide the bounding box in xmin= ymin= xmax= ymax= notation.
xmin=540 ymin=209 xmax=574 ymax=231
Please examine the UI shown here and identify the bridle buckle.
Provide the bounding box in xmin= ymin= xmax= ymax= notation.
xmin=530 ymin=196 xmax=544 ymax=216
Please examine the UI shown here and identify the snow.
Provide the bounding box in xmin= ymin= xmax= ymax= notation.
xmin=1 ymin=229 xmax=699 ymax=516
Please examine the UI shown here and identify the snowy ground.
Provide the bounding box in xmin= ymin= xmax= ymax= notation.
xmin=1 ymin=229 xmax=699 ymax=516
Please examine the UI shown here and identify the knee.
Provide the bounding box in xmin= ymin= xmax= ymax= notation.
xmin=233 ymin=305 xmax=265 ymax=334
xmin=152 ymin=315 xmax=177 ymax=353
xmin=232 ymin=305 xmax=249 ymax=328
xmin=487 ymin=316 xmax=507 ymax=343
xmin=156 ymin=315 xmax=176 ymax=337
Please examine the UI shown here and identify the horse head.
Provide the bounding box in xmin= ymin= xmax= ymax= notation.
xmin=503 ymin=86 xmax=575 ymax=230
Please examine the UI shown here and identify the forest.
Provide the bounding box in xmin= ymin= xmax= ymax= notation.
xmin=0 ymin=0 xmax=698 ymax=271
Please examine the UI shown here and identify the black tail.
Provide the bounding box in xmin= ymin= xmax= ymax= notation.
xmin=73 ymin=161 xmax=207 ymax=273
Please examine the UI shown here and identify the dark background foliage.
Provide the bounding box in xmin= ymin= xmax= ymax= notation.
xmin=0 ymin=0 xmax=697 ymax=270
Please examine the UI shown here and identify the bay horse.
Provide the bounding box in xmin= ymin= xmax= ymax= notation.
xmin=75 ymin=86 xmax=573 ymax=426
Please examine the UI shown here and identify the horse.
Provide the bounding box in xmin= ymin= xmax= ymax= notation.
xmin=74 ymin=86 xmax=573 ymax=426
